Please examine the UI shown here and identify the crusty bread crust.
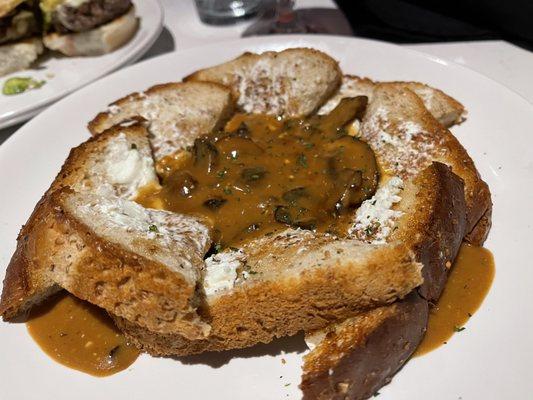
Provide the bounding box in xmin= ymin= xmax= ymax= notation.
xmin=186 ymin=48 xmax=342 ymax=117
xmin=116 ymin=241 xmax=422 ymax=356
xmin=0 ymin=123 xmax=152 ymax=319
xmin=43 ymin=6 xmax=138 ymax=56
xmin=393 ymin=162 xmax=467 ymax=301
xmin=301 ymin=291 xmax=428 ymax=400
xmin=0 ymin=123 xmax=211 ymax=339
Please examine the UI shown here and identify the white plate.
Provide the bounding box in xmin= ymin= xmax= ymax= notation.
xmin=0 ymin=0 xmax=163 ymax=129
xmin=0 ymin=35 xmax=532 ymax=400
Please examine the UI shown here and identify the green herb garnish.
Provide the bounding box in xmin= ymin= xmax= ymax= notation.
xmin=454 ymin=326 xmax=466 ymax=332
xmin=297 ymin=153 xmax=308 ymax=168
xmin=148 ymin=224 xmax=159 ymax=233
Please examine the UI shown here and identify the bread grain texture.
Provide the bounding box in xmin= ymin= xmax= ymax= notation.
xmin=116 ymin=240 xmax=422 ymax=356
xmin=1 ymin=123 xmax=156 ymax=319
xmin=0 ymin=123 xmax=212 ymax=339
xmin=360 ymin=84 xmax=490 ymax=239
xmin=88 ymin=81 xmax=235 ymax=160
xmin=186 ymin=48 xmax=342 ymax=117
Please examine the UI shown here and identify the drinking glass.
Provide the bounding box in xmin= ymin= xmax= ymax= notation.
xmin=194 ymin=0 xmax=262 ymax=25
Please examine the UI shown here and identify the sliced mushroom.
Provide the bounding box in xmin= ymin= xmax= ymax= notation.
xmin=193 ymin=137 xmax=219 ymax=173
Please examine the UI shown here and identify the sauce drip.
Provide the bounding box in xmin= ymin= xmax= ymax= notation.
xmin=415 ymin=244 xmax=495 ymax=356
xmin=136 ymin=97 xmax=378 ymax=247
xmin=26 ymin=292 xmax=139 ymax=376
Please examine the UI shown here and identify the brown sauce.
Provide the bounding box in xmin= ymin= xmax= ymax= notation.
xmin=415 ymin=244 xmax=495 ymax=356
xmin=26 ymin=292 xmax=139 ymax=377
xmin=136 ymin=97 xmax=378 ymax=248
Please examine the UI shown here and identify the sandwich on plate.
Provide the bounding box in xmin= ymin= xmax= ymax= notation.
xmin=0 ymin=0 xmax=139 ymax=77
xmin=40 ymin=0 xmax=138 ymax=56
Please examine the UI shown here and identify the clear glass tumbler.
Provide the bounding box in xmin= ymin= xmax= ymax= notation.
xmin=194 ymin=0 xmax=263 ymax=25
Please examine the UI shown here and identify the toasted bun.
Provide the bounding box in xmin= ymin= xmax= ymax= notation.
xmin=0 ymin=0 xmax=24 ymax=17
xmin=43 ymin=6 xmax=138 ymax=56
xmin=0 ymin=37 xmax=43 ymax=77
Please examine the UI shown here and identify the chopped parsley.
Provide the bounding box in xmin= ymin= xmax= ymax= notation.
xmin=297 ymin=153 xmax=308 ymax=168
xmin=148 ymin=224 xmax=159 ymax=233
xmin=454 ymin=326 xmax=466 ymax=332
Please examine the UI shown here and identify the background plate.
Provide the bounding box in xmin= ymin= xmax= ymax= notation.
xmin=0 ymin=35 xmax=531 ymax=400
xmin=0 ymin=0 xmax=163 ymax=129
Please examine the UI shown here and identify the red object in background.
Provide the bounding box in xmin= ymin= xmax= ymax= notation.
xmin=242 ymin=0 xmax=353 ymax=37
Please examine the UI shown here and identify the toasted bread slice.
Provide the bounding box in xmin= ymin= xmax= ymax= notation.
xmin=88 ymin=81 xmax=235 ymax=160
xmin=115 ymin=238 xmax=423 ymax=356
xmin=301 ymin=291 xmax=428 ymax=400
xmin=319 ymin=75 xmax=465 ymax=128
xmin=360 ymin=84 xmax=490 ymax=246
xmin=0 ymin=122 xmax=156 ymax=319
xmin=300 ymin=84 xmax=490 ymax=399
xmin=185 ymin=48 xmax=342 ymax=117
xmin=0 ymin=123 xmax=211 ymax=339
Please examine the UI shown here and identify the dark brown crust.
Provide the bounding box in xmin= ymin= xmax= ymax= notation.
xmin=0 ymin=195 xmax=61 ymax=319
xmin=300 ymin=162 xmax=469 ymax=400
xmin=0 ymin=123 xmax=150 ymax=320
xmin=300 ymin=292 xmax=428 ymax=400
xmin=415 ymin=162 xmax=467 ymax=302
xmin=464 ymin=205 xmax=492 ymax=246
xmin=1 ymin=188 xmax=208 ymax=338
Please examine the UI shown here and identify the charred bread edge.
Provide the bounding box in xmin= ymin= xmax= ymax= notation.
xmin=87 ymin=81 xmax=236 ymax=137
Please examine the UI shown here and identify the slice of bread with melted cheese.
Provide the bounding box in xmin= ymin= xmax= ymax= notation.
xmin=88 ymin=81 xmax=235 ymax=161
xmin=185 ymin=48 xmax=342 ymax=117
xmin=319 ymin=75 xmax=466 ymax=128
xmin=0 ymin=123 xmax=211 ymax=339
